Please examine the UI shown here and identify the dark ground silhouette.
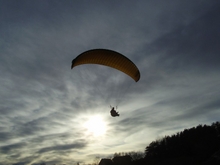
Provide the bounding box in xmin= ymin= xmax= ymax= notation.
xmin=99 ymin=121 xmax=220 ymax=165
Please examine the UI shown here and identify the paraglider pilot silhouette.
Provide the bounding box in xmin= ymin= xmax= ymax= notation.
xmin=110 ymin=105 xmax=119 ymax=117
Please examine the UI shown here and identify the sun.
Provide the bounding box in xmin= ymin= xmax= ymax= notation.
xmin=84 ymin=115 xmax=107 ymax=136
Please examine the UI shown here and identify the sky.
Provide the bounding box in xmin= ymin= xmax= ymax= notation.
xmin=1 ymin=0 xmax=220 ymax=164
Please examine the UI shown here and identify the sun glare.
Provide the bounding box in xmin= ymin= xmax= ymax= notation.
xmin=84 ymin=115 xmax=106 ymax=137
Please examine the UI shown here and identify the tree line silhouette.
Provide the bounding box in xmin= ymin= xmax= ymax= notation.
xmin=100 ymin=121 xmax=220 ymax=165
xmin=143 ymin=121 xmax=220 ymax=164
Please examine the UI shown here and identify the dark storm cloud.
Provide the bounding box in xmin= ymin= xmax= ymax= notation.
xmin=0 ymin=101 xmax=27 ymax=115
xmin=0 ymin=132 xmax=14 ymax=141
xmin=142 ymin=5 xmax=220 ymax=71
xmin=0 ymin=142 xmax=27 ymax=154
xmin=12 ymin=163 xmax=26 ymax=165
xmin=11 ymin=111 xmax=82 ymax=138
xmin=0 ymin=1 xmax=73 ymax=92
xmin=172 ymin=99 xmax=220 ymax=122
xmin=114 ymin=117 xmax=147 ymax=137
xmin=0 ymin=0 xmax=83 ymax=28
xmin=133 ymin=91 xmax=220 ymax=130
xmin=13 ymin=117 xmax=52 ymax=136
xmin=37 ymin=140 xmax=87 ymax=154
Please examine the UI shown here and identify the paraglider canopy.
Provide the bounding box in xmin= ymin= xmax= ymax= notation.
xmin=71 ymin=49 xmax=140 ymax=82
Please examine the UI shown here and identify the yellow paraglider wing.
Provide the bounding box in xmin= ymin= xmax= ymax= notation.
xmin=71 ymin=49 xmax=140 ymax=82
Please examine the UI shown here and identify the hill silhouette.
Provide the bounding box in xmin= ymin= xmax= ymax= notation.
xmin=100 ymin=121 xmax=220 ymax=165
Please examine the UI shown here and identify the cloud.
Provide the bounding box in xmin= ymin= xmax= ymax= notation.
xmin=37 ymin=140 xmax=87 ymax=154
xmin=0 ymin=142 xmax=27 ymax=154
xmin=143 ymin=6 xmax=220 ymax=71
